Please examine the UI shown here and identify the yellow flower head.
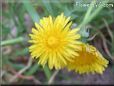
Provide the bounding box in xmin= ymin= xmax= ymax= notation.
xmin=29 ymin=13 xmax=81 ymax=69
xmin=67 ymin=43 xmax=109 ymax=74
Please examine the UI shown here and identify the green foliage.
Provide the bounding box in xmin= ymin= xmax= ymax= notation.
xmin=1 ymin=0 xmax=114 ymax=84
xmin=25 ymin=63 xmax=39 ymax=76
xmin=23 ymin=1 xmax=40 ymax=22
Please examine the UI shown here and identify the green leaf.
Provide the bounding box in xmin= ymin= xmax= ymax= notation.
xmin=83 ymin=0 xmax=96 ymax=23
xmin=23 ymin=0 xmax=40 ymax=22
xmin=25 ymin=63 xmax=39 ymax=76
xmin=42 ymin=0 xmax=54 ymax=16
xmin=78 ymin=0 xmax=109 ymax=28
xmin=8 ymin=62 xmax=25 ymax=70
xmin=1 ymin=24 xmax=10 ymax=35
xmin=15 ymin=48 xmax=29 ymax=56
xmin=43 ymin=65 xmax=51 ymax=80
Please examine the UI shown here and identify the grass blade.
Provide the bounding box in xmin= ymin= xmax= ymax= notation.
xmin=43 ymin=65 xmax=52 ymax=80
xmin=42 ymin=0 xmax=54 ymax=16
xmin=23 ymin=0 xmax=40 ymax=22
xmin=25 ymin=63 xmax=39 ymax=76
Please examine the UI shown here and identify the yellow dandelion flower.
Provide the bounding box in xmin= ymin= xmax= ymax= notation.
xmin=67 ymin=43 xmax=109 ymax=74
xmin=29 ymin=13 xmax=82 ymax=69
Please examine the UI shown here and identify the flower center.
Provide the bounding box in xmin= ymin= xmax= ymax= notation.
xmin=47 ymin=36 xmax=58 ymax=47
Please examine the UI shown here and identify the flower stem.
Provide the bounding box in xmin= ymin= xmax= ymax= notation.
xmin=1 ymin=37 xmax=24 ymax=46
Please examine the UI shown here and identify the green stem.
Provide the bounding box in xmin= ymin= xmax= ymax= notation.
xmin=78 ymin=0 xmax=109 ymax=28
xmin=1 ymin=37 xmax=24 ymax=46
xmin=43 ymin=65 xmax=51 ymax=80
xmin=83 ymin=0 xmax=96 ymax=23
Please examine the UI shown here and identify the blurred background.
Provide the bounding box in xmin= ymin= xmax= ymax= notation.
xmin=1 ymin=0 xmax=114 ymax=85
